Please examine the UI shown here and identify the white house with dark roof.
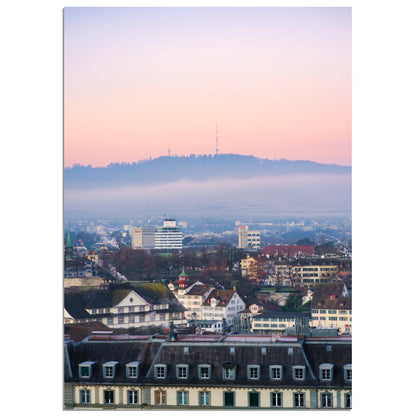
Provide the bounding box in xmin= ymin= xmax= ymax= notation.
xmin=64 ymin=282 xmax=187 ymax=329
xmin=201 ymin=289 xmax=245 ymax=326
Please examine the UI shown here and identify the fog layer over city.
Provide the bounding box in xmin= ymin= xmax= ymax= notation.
xmin=65 ymin=173 xmax=351 ymax=219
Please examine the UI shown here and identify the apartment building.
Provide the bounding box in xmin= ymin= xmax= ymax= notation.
xmin=292 ymin=259 xmax=338 ymax=288
xmin=238 ymin=225 xmax=260 ymax=249
xmin=64 ymin=332 xmax=352 ymax=410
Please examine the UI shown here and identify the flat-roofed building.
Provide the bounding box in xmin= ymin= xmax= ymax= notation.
xmin=131 ymin=227 xmax=156 ymax=249
xmin=238 ymin=225 xmax=260 ymax=249
xmin=155 ymin=219 xmax=183 ymax=250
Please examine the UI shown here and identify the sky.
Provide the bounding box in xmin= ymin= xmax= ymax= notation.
xmin=64 ymin=7 xmax=351 ymax=168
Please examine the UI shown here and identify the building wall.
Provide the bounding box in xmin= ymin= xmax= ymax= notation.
xmin=311 ymin=308 xmax=352 ymax=334
xmin=71 ymin=384 xmax=351 ymax=409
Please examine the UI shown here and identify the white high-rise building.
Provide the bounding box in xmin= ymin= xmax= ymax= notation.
xmin=155 ymin=218 xmax=183 ymax=250
xmin=238 ymin=225 xmax=260 ymax=249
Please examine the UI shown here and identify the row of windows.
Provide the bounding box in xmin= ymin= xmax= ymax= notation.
xmin=312 ymin=310 xmax=350 ymax=314
xmin=79 ymin=389 xmax=352 ymax=409
xmin=79 ymin=362 xmax=351 ymax=383
xmin=153 ymin=363 xmax=352 ymax=382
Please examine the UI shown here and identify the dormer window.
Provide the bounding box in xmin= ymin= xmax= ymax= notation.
xmin=270 ymin=365 xmax=283 ymax=380
xmin=79 ymin=361 xmax=94 ymax=379
xmin=155 ymin=364 xmax=167 ymax=379
xmin=126 ymin=361 xmax=141 ymax=379
xmin=319 ymin=364 xmax=334 ymax=381
xmin=176 ymin=364 xmax=189 ymax=379
xmin=293 ymin=366 xmax=305 ymax=381
xmin=344 ymin=364 xmax=352 ymax=382
xmin=223 ymin=364 xmax=236 ymax=380
xmin=103 ymin=361 xmax=118 ymax=379
xmin=198 ymin=364 xmax=212 ymax=379
xmin=247 ymin=365 xmax=260 ymax=380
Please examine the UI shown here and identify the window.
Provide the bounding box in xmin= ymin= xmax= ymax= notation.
xmin=103 ymin=362 xmax=118 ymax=379
xmin=139 ymin=315 xmax=145 ymax=322
xmin=128 ymin=390 xmax=138 ymax=405
xmin=198 ymin=365 xmax=211 ymax=379
xmin=248 ymin=365 xmax=260 ymax=379
xmin=118 ymin=307 xmax=124 ymax=313
xmin=223 ymin=367 xmax=236 ymax=380
xmin=176 ymin=364 xmax=189 ymax=379
xmin=271 ymin=392 xmax=282 ymax=408
xmin=321 ymin=393 xmax=332 ymax=408
xmin=249 ymin=391 xmax=259 ymax=407
xmin=200 ymin=391 xmax=210 ymax=406
xmin=129 ymin=306 xmax=134 ymax=312
xmin=104 ymin=366 xmax=114 ymax=378
xmin=293 ymin=366 xmax=305 ymax=380
xmin=79 ymin=362 xmax=94 ymax=379
xmin=345 ymin=393 xmax=352 ymax=408
xmin=129 ymin=315 xmax=134 ymax=323
xmin=126 ymin=362 xmax=140 ymax=379
xmin=224 ymin=391 xmax=235 ymax=407
xmin=155 ymin=364 xmax=167 ymax=379
xmin=80 ymin=389 xmax=90 ymax=404
xmin=344 ymin=364 xmax=352 ymax=382
xmin=104 ymin=390 xmax=114 ymax=404
xmin=107 ymin=317 xmax=113 ymax=325
xmin=155 ymin=390 xmax=166 ymax=406
xmin=177 ymin=391 xmax=188 ymax=406
xmin=294 ymin=393 xmax=305 ymax=408
xmin=270 ymin=365 xmax=282 ymax=380
xmin=118 ymin=316 xmax=125 ymax=324
xmin=319 ymin=364 xmax=333 ymax=381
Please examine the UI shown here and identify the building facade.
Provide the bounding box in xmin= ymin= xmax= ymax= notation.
xmin=238 ymin=225 xmax=260 ymax=249
xmin=131 ymin=227 xmax=156 ymax=249
xmin=155 ymin=219 xmax=183 ymax=250
xmin=64 ymin=283 xmax=187 ymax=329
xmin=64 ymin=333 xmax=352 ymax=410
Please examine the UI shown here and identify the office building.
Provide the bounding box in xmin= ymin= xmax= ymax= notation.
xmin=155 ymin=219 xmax=183 ymax=250
xmin=131 ymin=227 xmax=156 ymax=249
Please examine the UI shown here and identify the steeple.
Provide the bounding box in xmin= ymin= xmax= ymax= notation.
xmin=66 ymin=226 xmax=73 ymax=249
xmin=65 ymin=226 xmax=74 ymax=261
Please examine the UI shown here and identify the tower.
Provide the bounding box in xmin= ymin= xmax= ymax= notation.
xmin=216 ymin=124 xmax=219 ymax=156
xmin=65 ymin=226 xmax=74 ymax=261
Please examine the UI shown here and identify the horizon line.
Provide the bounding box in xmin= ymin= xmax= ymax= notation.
xmin=65 ymin=153 xmax=352 ymax=169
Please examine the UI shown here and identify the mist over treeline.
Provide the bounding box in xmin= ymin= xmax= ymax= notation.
xmin=64 ymin=154 xmax=351 ymax=190
xmin=64 ymin=154 xmax=351 ymax=219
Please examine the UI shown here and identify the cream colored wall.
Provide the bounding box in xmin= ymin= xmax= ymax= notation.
xmin=72 ymin=384 xmax=351 ymax=409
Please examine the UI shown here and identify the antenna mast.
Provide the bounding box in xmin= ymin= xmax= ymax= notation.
xmin=216 ymin=124 xmax=219 ymax=156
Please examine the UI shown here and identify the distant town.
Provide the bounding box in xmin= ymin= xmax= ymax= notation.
xmin=64 ymin=214 xmax=352 ymax=410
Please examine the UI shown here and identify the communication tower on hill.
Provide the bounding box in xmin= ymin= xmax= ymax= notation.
xmin=216 ymin=124 xmax=219 ymax=156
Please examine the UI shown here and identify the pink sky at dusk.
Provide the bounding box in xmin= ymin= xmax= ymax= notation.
xmin=64 ymin=7 xmax=351 ymax=168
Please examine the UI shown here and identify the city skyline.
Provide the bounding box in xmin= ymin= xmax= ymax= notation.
xmin=64 ymin=7 xmax=351 ymax=168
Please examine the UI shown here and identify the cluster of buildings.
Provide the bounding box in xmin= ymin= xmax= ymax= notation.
xmin=64 ymin=331 xmax=351 ymax=410
xmin=131 ymin=218 xmax=183 ymax=250
xmin=64 ymin=221 xmax=352 ymax=410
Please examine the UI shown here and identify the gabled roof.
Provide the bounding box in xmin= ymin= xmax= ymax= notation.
xmin=311 ymin=283 xmax=351 ymax=310
xmin=186 ymin=284 xmax=213 ymax=297
xmin=203 ymin=289 xmax=238 ymax=308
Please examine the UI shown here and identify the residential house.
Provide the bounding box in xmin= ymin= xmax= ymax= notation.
xmin=201 ymin=289 xmax=246 ymax=326
xmin=64 ymin=282 xmax=187 ymax=329
xmin=311 ymin=283 xmax=352 ymax=334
